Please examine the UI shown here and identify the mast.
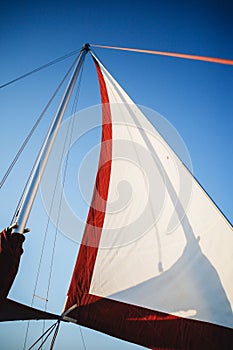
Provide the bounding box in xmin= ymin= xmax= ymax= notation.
xmin=12 ymin=44 xmax=90 ymax=234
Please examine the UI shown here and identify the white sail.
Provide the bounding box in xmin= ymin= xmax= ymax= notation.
xmin=64 ymin=53 xmax=233 ymax=348
xmin=90 ymin=54 xmax=233 ymax=327
xmin=1 ymin=45 xmax=232 ymax=349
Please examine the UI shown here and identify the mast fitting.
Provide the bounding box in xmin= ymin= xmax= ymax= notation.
xmin=82 ymin=43 xmax=90 ymax=52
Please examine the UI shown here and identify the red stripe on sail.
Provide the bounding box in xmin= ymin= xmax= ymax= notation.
xmin=65 ymin=57 xmax=112 ymax=310
xmin=0 ymin=298 xmax=58 ymax=321
xmin=67 ymin=294 xmax=233 ymax=349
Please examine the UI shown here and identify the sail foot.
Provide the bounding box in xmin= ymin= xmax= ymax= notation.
xmin=0 ymin=227 xmax=25 ymax=298
xmin=65 ymin=296 xmax=233 ymax=350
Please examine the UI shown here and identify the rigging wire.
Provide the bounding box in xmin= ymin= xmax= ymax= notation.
xmin=22 ymin=53 xmax=82 ymax=350
xmin=0 ymin=48 xmax=81 ymax=89
xmin=27 ymin=321 xmax=58 ymax=350
xmin=0 ymin=56 xmax=78 ymax=190
xmin=42 ymin=56 xmax=87 ymax=350
xmin=79 ymin=327 xmax=87 ymax=350
xmin=24 ymin=55 xmax=86 ymax=350
xmin=44 ymin=56 xmax=85 ymax=313
xmin=54 ymin=58 xmax=87 ymax=350
xmin=90 ymin=44 xmax=233 ymax=66
xmin=49 ymin=321 xmax=60 ymax=350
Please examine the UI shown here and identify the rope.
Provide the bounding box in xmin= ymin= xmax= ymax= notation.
xmin=22 ymin=54 xmax=80 ymax=350
xmin=22 ymin=53 xmax=84 ymax=350
xmin=49 ymin=62 xmax=88 ymax=350
xmin=49 ymin=321 xmax=60 ymax=350
xmin=0 ymin=48 xmax=81 ymax=89
xmin=27 ymin=322 xmax=58 ymax=350
xmin=38 ymin=66 xmax=84 ymax=344
xmin=44 ymin=57 xmax=85 ymax=312
xmin=59 ymin=55 xmax=88 ymax=350
xmin=90 ymin=44 xmax=233 ymax=66
xmin=24 ymin=54 xmax=86 ymax=350
xmin=0 ymin=56 xmax=78 ymax=190
xmin=79 ymin=327 xmax=87 ymax=350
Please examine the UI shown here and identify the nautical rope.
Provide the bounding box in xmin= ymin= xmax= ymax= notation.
xmin=22 ymin=54 xmax=84 ymax=350
xmin=49 ymin=321 xmax=60 ymax=350
xmin=90 ymin=44 xmax=233 ymax=66
xmin=49 ymin=60 xmax=88 ymax=350
xmin=79 ymin=326 xmax=87 ymax=350
xmin=0 ymin=48 xmax=81 ymax=89
xmin=58 ymin=65 xmax=89 ymax=350
xmin=27 ymin=321 xmax=58 ymax=350
xmin=0 ymin=56 xmax=78 ymax=190
xmin=44 ymin=55 xmax=85 ymax=312
xmin=40 ymin=55 xmax=85 ymax=348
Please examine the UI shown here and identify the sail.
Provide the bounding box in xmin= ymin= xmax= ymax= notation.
xmin=0 ymin=228 xmax=25 ymax=298
xmin=63 ymin=53 xmax=233 ymax=348
xmin=0 ymin=298 xmax=59 ymax=322
xmin=0 ymin=48 xmax=89 ymax=327
xmin=0 ymin=228 xmax=60 ymax=322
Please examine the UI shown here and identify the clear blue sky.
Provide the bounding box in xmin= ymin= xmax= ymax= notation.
xmin=0 ymin=0 xmax=232 ymax=349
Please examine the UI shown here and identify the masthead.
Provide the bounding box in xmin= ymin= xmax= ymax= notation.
xmin=82 ymin=43 xmax=90 ymax=52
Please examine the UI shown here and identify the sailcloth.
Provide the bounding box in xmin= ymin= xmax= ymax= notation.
xmin=0 ymin=227 xmax=59 ymax=322
xmin=0 ymin=228 xmax=25 ymax=298
xmin=63 ymin=53 xmax=233 ymax=349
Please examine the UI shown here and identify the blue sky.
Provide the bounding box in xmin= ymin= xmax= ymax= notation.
xmin=0 ymin=0 xmax=232 ymax=349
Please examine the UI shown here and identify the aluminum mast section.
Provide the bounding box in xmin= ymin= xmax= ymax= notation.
xmin=12 ymin=44 xmax=90 ymax=234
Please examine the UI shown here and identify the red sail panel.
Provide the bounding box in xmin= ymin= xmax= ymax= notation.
xmin=64 ymin=54 xmax=233 ymax=349
xmin=66 ymin=294 xmax=233 ymax=349
xmin=0 ymin=228 xmax=25 ymax=298
xmin=0 ymin=298 xmax=59 ymax=322
xmin=65 ymin=57 xmax=112 ymax=310
xmin=0 ymin=228 xmax=59 ymax=322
